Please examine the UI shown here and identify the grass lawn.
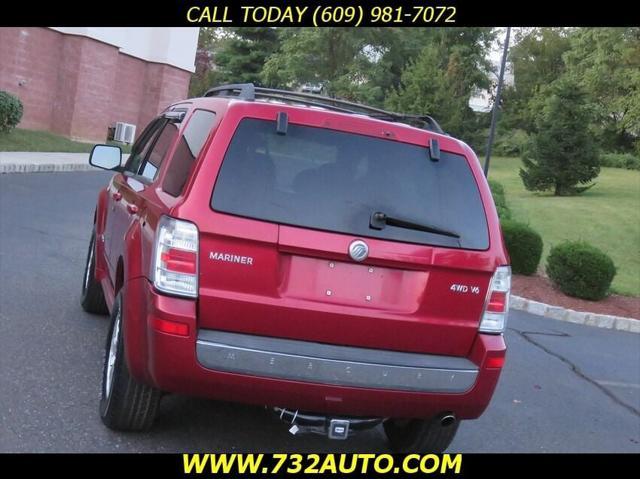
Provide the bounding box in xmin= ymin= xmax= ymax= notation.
xmin=0 ymin=128 xmax=131 ymax=153
xmin=489 ymin=156 xmax=640 ymax=297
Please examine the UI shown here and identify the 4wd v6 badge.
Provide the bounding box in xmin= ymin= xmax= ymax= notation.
xmin=450 ymin=283 xmax=481 ymax=294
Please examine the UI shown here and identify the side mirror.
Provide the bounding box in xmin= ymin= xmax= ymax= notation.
xmin=89 ymin=145 xmax=122 ymax=171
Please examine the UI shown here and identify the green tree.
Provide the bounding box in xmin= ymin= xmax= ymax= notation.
xmin=564 ymin=28 xmax=640 ymax=153
xmin=520 ymin=77 xmax=600 ymax=196
xmin=385 ymin=28 xmax=494 ymax=150
xmin=366 ymin=27 xmax=476 ymax=106
xmin=261 ymin=28 xmax=460 ymax=106
xmin=500 ymin=28 xmax=572 ymax=132
xmin=214 ymin=28 xmax=281 ymax=86
xmin=359 ymin=28 xmax=423 ymax=105
xmin=262 ymin=28 xmax=383 ymax=101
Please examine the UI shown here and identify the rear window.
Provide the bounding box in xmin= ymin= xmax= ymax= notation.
xmin=212 ymin=118 xmax=489 ymax=250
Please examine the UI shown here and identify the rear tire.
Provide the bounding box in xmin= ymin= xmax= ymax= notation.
xmin=81 ymin=231 xmax=108 ymax=315
xmin=383 ymin=414 xmax=459 ymax=453
xmin=99 ymin=293 xmax=161 ymax=431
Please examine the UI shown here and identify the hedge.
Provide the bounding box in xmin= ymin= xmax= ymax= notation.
xmin=599 ymin=152 xmax=640 ymax=171
xmin=501 ymin=220 xmax=543 ymax=275
xmin=488 ymin=179 xmax=512 ymax=220
xmin=546 ymin=241 xmax=616 ymax=301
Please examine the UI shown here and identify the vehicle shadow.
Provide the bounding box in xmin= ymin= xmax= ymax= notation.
xmin=149 ymin=395 xmax=389 ymax=452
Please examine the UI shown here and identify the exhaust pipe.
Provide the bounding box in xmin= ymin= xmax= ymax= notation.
xmin=440 ymin=413 xmax=456 ymax=427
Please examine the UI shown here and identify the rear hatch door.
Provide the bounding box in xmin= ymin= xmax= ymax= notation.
xmin=197 ymin=117 xmax=493 ymax=356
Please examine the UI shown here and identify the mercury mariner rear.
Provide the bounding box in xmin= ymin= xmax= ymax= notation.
xmin=85 ymin=85 xmax=510 ymax=453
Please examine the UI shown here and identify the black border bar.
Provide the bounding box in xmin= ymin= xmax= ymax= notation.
xmin=2 ymin=0 xmax=638 ymax=27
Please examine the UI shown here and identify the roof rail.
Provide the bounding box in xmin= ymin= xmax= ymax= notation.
xmin=205 ymin=83 xmax=256 ymax=100
xmin=203 ymin=83 xmax=444 ymax=134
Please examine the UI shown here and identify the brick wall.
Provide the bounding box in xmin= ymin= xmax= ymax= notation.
xmin=0 ymin=28 xmax=63 ymax=131
xmin=0 ymin=28 xmax=192 ymax=142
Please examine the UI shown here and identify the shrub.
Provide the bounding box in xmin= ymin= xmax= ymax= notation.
xmin=488 ymin=179 xmax=512 ymax=220
xmin=501 ymin=220 xmax=543 ymax=275
xmin=546 ymin=241 xmax=616 ymax=301
xmin=0 ymin=91 xmax=23 ymax=132
xmin=600 ymin=152 xmax=640 ymax=171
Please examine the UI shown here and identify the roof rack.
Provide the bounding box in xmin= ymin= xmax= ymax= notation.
xmin=203 ymin=83 xmax=444 ymax=134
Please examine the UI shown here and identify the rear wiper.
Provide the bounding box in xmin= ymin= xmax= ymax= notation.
xmin=369 ymin=212 xmax=461 ymax=239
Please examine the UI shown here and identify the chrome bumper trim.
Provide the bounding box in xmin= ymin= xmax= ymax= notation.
xmin=196 ymin=330 xmax=478 ymax=393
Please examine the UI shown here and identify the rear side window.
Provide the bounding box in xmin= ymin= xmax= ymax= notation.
xmin=125 ymin=119 xmax=164 ymax=174
xmin=163 ymin=110 xmax=216 ymax=197
xmin=139 ymin=123 xmax=178 ymax=180
xmin=212 ymin=119 xmax=489 ymax=250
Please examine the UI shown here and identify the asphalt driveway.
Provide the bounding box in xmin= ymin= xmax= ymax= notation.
xmin=0 ymin=171 xmax=638 ymax=452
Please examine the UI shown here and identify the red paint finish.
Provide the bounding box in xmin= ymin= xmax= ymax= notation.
xmin=127 ymin=278 xmax=505 ymax=420
xmin=91 ymin=95 xmax=509 ymax=420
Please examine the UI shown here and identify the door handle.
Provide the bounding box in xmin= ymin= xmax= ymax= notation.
xmin=127 ymin=204 xmax=139 ymax=215
xmin=112 ymin=192 xmax=122 ymax=201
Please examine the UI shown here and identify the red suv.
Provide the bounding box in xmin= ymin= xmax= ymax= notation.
xmin=82 ymin=84 xmax=509 ymax=452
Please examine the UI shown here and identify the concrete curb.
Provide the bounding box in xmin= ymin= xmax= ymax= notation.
xmin=511 ymin=295 xmax=640 ymax=334
xmin=0 ymin=163 xmax=97 ymax=174
xmin=0 ymin=153 xmax=130 ymax=174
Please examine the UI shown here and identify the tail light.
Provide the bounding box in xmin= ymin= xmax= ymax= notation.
xmin=152 ymin=216 xmax=199 ymax=298
xmin=479 ymin=266 xmax=511 ymax=334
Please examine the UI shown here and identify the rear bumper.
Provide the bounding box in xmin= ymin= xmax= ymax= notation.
xmin=196 ymin=330 xmax=478 ymax=394
xmin=126 ymin=278 xmax=506 ymax=420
